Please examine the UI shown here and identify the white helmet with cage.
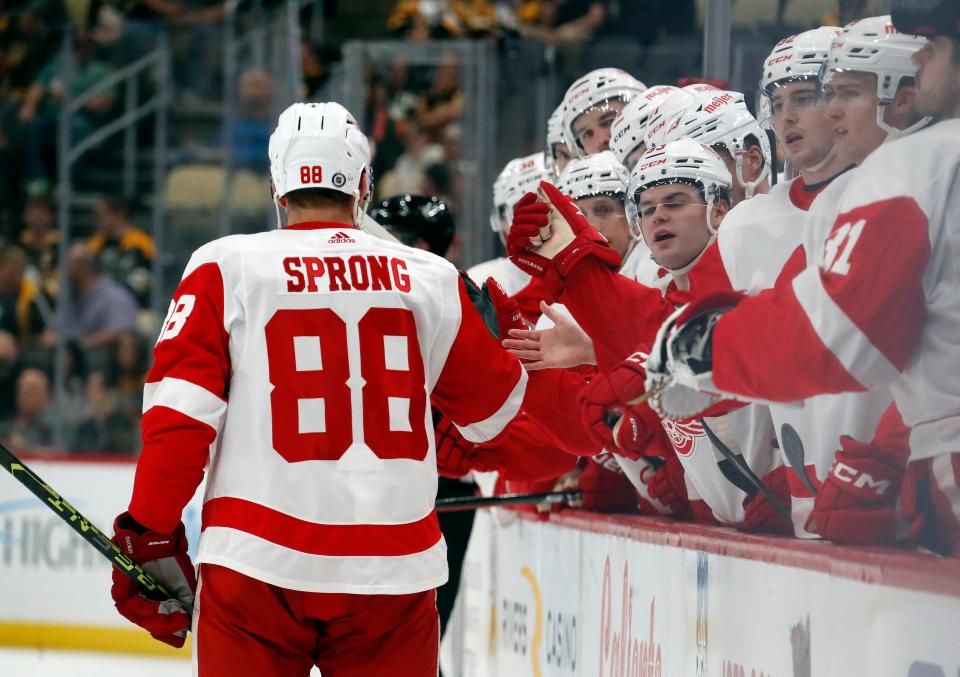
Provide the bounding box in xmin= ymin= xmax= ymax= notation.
xmin=557 ymin=150 xmax=631 ymax=201
xmin=490 ymin=152 xmax=546 ymax=243
xmin=560 ymin=68 xmax=647 ymax=158
xmin=756 ymin=27 xmax=840 ymax=172
xmin=609 ymin=85 xmax=679 ymax=169
xmin=660 ymin=89 xmax=771 ymax=200
xmin=268 ymin=102 xmax=372 ymax=227
xmin=626 ymin=139 xmax=732 ymax=274
xmin=544 ymin=104 xmax=569 ymax=179
xmin=760 ymin=26 xmax=841 ymax=101
xmin=819 ymin=15 xmax=929 ymax=139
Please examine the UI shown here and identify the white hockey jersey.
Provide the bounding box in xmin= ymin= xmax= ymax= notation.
xmin=718 ymin=173 xmax=893 ymax=535
xmin=130 ymin=222 xmax=527 ymax=594
xmin=712 ymin=119 xmax=960 ymax=461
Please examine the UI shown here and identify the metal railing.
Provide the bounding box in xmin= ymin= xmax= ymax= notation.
xmin=218 ymin=0 xmax=305 ymax=238
xmin=53 ymin=31 xmax=172 ymax=449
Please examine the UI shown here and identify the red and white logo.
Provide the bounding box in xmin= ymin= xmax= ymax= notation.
xmin=328 ymin=231 xmax=355 ymax=244
xmin=661 ymin=419 xmax=704 ymax=456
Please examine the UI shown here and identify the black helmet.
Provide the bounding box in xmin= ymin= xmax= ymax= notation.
xmin=368 ymin=195 xmax=455 ymax=256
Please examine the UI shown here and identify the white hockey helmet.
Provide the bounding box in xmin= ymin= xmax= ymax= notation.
xmin=682 ymin=82 xmax=720 ymax=95
xmin=642 ymin=89 xmax=698 ymax=149
xmin=557 ymin=150 xmax=630 ymax=201
xmin=661 ymin=89 xmax=771 ymax=200
xmin=758 ymin=26 xmax=841 ymax=129
xmin=544 ymin=103 xmax=569 ymax=179
xmin=609 ymin=85 xmax=679 ymax=170
xmin=268 ymin=102 xmax=372 ymax=226
xmin=819 ymin=15 xmax=929 ymax=138
xmin=560 ymin=68 xmax=647 ymax=158
xmin=626 ymin=140 xmax=732 ymax=274
xmin=490 ymin=152 xmax=546 ymax=243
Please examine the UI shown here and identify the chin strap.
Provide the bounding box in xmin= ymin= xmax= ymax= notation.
xmin=735 ymin=152 xmax=771 ymax=201
xmin=803 ymin=145 xmax=837 ymax=174
xmin=876 ymin=105 xmax=931 ymax=143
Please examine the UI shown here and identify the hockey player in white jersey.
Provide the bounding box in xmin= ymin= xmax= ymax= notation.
xmin=505 ymin=139 xmax=783 ymax=526
xmin=644 ymin=15 xmax=960 ymax=551
xmin=710 ymin=26 xmax=896 ymax=537
xmin=560 ymin=67 xmax=646 ymax=157
xmin=466 ymin=152 xmax=546 ymax=298
xmin=108 ymin=102 xmax=529 ymax=674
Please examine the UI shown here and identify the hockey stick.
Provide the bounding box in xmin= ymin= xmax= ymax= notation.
xmin=700 ymin=418 xmax=791 ymax=520
xmin=435 ymin=490 xmax=582 ymax=513
xmin=0 ymin=443 xmax=179 ymax=605
xmin=780 ymin=423 xmax=818 ymax=495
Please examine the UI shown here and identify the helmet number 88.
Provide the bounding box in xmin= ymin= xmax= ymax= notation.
xmin=300 ymin=165 xmax=323 ymax=184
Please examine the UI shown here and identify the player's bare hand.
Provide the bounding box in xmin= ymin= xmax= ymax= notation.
xmin=502 ymin=301 xmax=596 ymax=371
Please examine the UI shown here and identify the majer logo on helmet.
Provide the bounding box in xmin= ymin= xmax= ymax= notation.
xmin=659 ymin=89 xmax=772 ymax=200
xmin=268 ymin=102 xmax=372 ymax=227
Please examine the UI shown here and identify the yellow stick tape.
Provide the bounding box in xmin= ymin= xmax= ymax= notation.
xmin=0 ymin=622 xmax=191 ymax=658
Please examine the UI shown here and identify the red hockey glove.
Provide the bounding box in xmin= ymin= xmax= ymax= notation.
xmin=806 ymin=436 xmax=907 ymax=546
xmin=435 ymin=416 xmax=502 ymax=478
xmin=576 ymin=454 xmax=640 ymax=513
xmin=578 ymin=352 xmax=654 ymax=458
xmin=506 ymin=192 xmax=553 ymax=277
xmin=484 ymin=276 xmax=528 ymax=338
xmin=111 ymin=513 xmax=195 ymax=648
xmin=742 ymin=466 xmax=794 ymax=535
xmin=645 ymin=290 xmax=748 ymax=420
xmin=507 ymin=183 xmax=621 ymax=298
xmin=646 ymin=451 xmax=691 ymax=516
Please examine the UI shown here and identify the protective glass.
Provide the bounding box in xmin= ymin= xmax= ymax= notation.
xmin=572 ymin=98 xmax=626 ymax=151
xmin=756 ymin=76 xmax=819 ymax=130
xmin=635 ymin=194 xmax=708 ymax=220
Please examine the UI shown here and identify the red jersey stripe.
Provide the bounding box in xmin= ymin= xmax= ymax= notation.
xmin=201 ymin=497 xmax=443 ymax=557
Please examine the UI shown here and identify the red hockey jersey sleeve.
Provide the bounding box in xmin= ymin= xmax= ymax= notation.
xmin=130 ymin=258 xmax=232 ymax=533
xmin=432 ymin=278 xmax=527 ymax=444
xmin=713 ymin=196 xmax=930 ymax=402
xmin=558 ymin=257 xmax=674 ymax=372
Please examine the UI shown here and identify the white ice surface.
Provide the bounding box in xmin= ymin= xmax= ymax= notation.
xmin=0 ymin=648 xmax=324 ymax=676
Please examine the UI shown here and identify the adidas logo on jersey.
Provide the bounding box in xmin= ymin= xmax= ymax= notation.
xmin=328 ymin=231 xmax=355 ymax=244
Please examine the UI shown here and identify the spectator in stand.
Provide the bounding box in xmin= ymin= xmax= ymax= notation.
xmin=0 ymin=246 xmax=47 ymax=347
xmin=416 ymin=57 xmax=463 ymax=140
xmin=516 ymin=0 xmax=607 ymax=44
xmin=44 ymin=244 xmax=139 ymax=351
xmin=113 ymin=329 xmax=148 ymax=431
xmin=19 ymin=32 xmax=116 ymax=193
xmin=0 ymin=367 xmax=55 ymax=453
xmin=0 ymin=330 xmax=21 ymax=423
xmin=231 ymin=69 xmax=273 ymax=172
xmin=376 ymin=119 xmax=444 ymax=198
xmin=19 ymin=195 xmax=60 ymax=299
xmin=88 ymin=195 xmax=155 ymax=307
xmin=72 ymin=370 xmax=137 ymax=455
xmin=0 ymin=3 xmax=59 ymax=224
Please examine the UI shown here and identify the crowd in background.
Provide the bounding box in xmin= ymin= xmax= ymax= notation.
xmin=0 ymin=0 xmax=875 ymax=474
